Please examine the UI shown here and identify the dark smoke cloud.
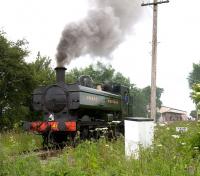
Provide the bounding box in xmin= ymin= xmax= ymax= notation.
xmin=56 ymin=0 xmax=142 ymax=66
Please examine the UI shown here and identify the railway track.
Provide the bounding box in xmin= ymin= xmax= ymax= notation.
xmin=17 ymin=146 xmax=64 ymax=160
xmin=15 ymin=130 xmax=117 ymax=161
xmin=32 ymin=148 xmax=62 ymax=160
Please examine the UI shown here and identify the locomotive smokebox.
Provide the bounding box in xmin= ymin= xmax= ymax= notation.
xmin=55 ymin=67 xmax=66 ymax=83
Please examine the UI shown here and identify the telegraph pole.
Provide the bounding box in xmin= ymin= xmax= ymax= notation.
xmin=141 ymin=0 xmax=169 ymax=122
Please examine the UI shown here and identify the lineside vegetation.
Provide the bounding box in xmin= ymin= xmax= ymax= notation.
xmin=0 ymin=121 xmax=200 ymax=176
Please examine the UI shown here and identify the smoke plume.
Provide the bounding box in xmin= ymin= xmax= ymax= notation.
xmin=56 ymin=0 xmax=141 ymax=66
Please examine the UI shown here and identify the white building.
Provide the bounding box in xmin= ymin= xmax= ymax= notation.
xmin=159 ymin=106 xmax=188 ymax=123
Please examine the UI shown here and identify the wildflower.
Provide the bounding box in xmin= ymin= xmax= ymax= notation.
xmin=105 ymin=144 xmax=109 ymax=147
xmin=193 ymin=146 xmax=199 ymax=150
xmin=171 ymin=135 xmax=180 ymax=139
xmin=157 ymin=144 xmax=162 ymax=147
xmin=181 ymin=142 xmax=186 ymax=145
xmin=159 ymin=123 xmax=166 ymax=127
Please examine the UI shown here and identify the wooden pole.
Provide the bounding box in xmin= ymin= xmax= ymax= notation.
xmin=141 ymin=0 xmax=169 ymax=122
xmin=151 ymin=0 xmax=158 ymax=122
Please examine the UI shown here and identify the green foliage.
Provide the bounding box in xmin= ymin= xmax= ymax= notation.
xmin=191 ymin=83 xmax=200 ymax=104
xmin=188 ymin=63 xmax=200 ymax=88
xmin=190 ymin=132 xmax=200 ymax=153
xmin=0 ymin=131 xmax=42 ymax=156
xmin=190 ymin=83 xmax=200 ymax=116
xmin=1 ymin=122 xmax=200 ymax=175
xmin=142 ymin=86 xmax=164 ymax=109
xmin=140 ymin=86 xmax=164 ymax=119
xmin=66 ymin=62 xmax=129 ymax=86
xmin=190 ymin=110 xmax=197 ymax=119
xmin=188 ymin=63 xmax=200 ymax=115
xmin=189 ymin=121 xmax=200 ymax=155
xmin=0 ymin=32 xmax=55 ymax=129
xmin=131 ymin=87 xmax=147 ymax=117
xmin=0 ymin=155 xmax=42 ymax=176
xmin=0 ymin=32 xmax=34 ymax=128
xmin=0 ymin=131 xmax=43 ymax=175
xmin=29 ymin=52 xmax=55 ymax=86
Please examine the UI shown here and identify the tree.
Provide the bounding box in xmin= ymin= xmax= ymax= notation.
xmin=29 ymin=52 xmax=55 ymax=87
xmin=141 ymin=86 xmax=164 ymax=119
xmin=66 ymin=62 xmax=115 ymax=84
xmin=188 ymin=63 xmax=200 ymax=88
xmin=0 ymin=32 xmax=35 ymax=128
xmin=67 ymin=62 xmax=131 ymax=86
xmin=130 ymin=86 xmax=163 ymax=118
xmin=191 ymin=83 xmax=200 ymax=104
xmin=190 ymin=110 xmax=197 ymax=119
xmin=142 ymin=86 xmax=164 ymax=108
xmin=131 ymin=87 xmax=147 ymax=117
xmin=190 ymin=83 xmax=200 ymax=120
xmin=112 ymin=72 xmax=131 ymax=87
xmin=188 ymin=62 xmax=200 ymax=120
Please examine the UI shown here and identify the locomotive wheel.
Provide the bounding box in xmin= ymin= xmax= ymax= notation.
xmin=93 ymin=130 xmax=101 ymax=140
xmin=80 ymin=128 xmax=89 ymax=140
xmin=42 ymin=133 xmax=49 ymax=148
xmin=107 ymin=129 xmax=114 ymax=140
xmin=42 ymin=131 xmax=65 ymax=149
xmin=44 ymin=131 xmax=78 ymax=148
xmin=106 ymin=125 xmax=118 ymax=141
xmin=65 ymin=132 xmax=77 ymax=148
xmin=41 ymin=131 xmax=56 ymax=148
xmin=47 ymin=131 xmax=60 ymax=148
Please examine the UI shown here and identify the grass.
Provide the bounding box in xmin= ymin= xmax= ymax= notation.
xmin=0 ymin=130 xmax=42 ymax=156
xmin=0 ymin=121 xmax=200 ymax=175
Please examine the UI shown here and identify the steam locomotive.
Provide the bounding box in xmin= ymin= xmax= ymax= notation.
xmin=23 ymin=67 xmax=133 ymax=146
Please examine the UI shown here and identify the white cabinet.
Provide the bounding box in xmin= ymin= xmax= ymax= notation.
xmin=125 ymin=117 xmax=154 ymax=158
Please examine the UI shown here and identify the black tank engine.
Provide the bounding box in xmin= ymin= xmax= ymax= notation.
xmin=24 ymin=67 xmax=133 ymax=146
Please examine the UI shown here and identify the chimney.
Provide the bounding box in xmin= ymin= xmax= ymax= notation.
xmin=55 ymin=67 xmax=66 ymax=83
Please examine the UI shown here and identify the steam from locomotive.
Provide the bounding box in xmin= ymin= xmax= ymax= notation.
xmin=56 ymin=0 xmax=142 ymax=66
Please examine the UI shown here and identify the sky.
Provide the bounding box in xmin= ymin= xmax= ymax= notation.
xmin=0 ymin=0 xmax=200 ymax=114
